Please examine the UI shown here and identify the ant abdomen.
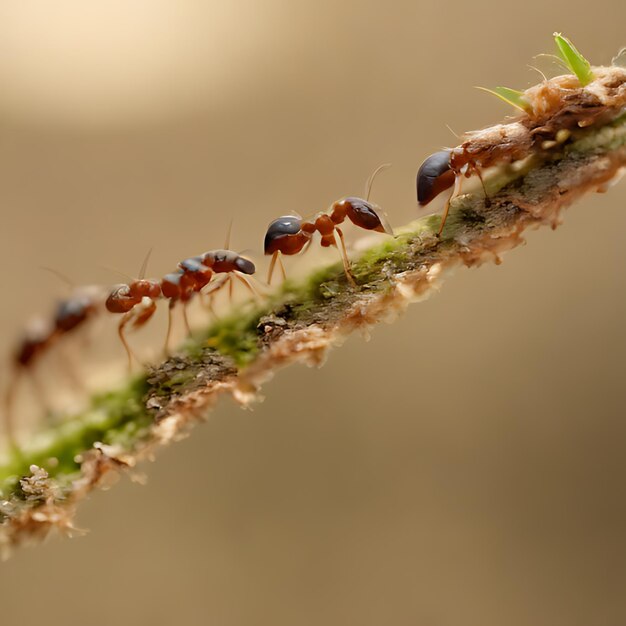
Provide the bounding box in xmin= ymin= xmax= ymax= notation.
xmin=340 ymin=197 xmax=393 ymax=234
xmin=201 ymin=250 xmax=256 ymax=275
xmin=416 ymin=149 xmax=455 ymax=206
xmin=264 ymin=216 xmax=309 ymax=256
xmin=232 ymin=256 xmax=256 ymax=275
xmin=14 ymin=327 xmax=50 ymax=368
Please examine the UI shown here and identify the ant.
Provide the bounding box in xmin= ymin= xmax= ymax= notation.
xmin=416 ymin=147 xmax=496 ymax=236
xmin=175 ymin=224 xmax=258 ymax=317
xmin=172 ymin=250 xmax=257 ymax=323
xmin=160 ymin=258 xmax=218 ymax=354
xmin=417 ymin=118 xmax=563 ymax=234
xmin=108 ymin=244 xmax=257 ymax=361
xmin=4 ymin=287 xmax=101 ymax=448
xmin=190 ymin=249 xmax=257 ymax=298
xmin=105 ymin=251 xmax=162 ymax=369
xmin=264 ymin=165 xmax=394 ymax=287
xmin=160 ymin=265 xmax=207 ymax=352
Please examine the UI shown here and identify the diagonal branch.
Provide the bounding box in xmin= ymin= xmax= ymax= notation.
xmin=1 ymin=69 xmax=625 ymax=557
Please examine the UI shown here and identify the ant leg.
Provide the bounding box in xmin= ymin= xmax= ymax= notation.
xmin=267 ymin=251 xmax=288 ymax=285
xmin=267 ymin=251 xmax=278 ymax=285
xmin=437 ymin=174 xmax=463 ymax=237
xmin=205 ymin=276 xmax=228 ymax=300
xmin=472 ymin=164 xmax=491 ymax=208
xmin=164 ymin=302 xmax=175 ymax=356
xmin=4 ymin=370 xmax=21 ymax=452
xmin=228 ymin=274 xmax=234 ymax=303
xmin=205 ymin=293 xmax=219 ymax=319
xmin=202 ymin=274 xmax=228 ymax=315
xmin=28 ymin=369 xmax=55 ymax=420
xmin=131 ymin=299 xmax=158 ymax=366
xmin=277 ymin=253 xmax=287 ymax=281
xmin=118 ymin=311 xmax=137 ymax=372
xmin=57 ymin=345 xmax=84 ymax=393
xmin=181 ymin=303 xmax=192 ymax=336
xmin=234 ymin=272 xmax=262 ymax=301
xmin=335 ymin=227 xmax=357 ymax=288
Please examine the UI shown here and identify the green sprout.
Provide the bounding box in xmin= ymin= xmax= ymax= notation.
xmin=554 ymin=32 xmax=594 ymax=86
xmin=476 ymin=86 xmax=531 ymax=114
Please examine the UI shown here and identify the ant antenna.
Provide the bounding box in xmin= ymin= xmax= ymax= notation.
xmin=445 ymin=123 xmax=460 ymax=139
xmin=40 ymin=266 xmax=75 ymax=288
xmin=98 ymin=264 xmax=135 ymax=282
xmin=224 ymin=219 xmax=233 ymax=250
xmin=365 ymin=163 xmax=392 ymax=201
xmin=138 ymin=248 xmax=153 ymax=280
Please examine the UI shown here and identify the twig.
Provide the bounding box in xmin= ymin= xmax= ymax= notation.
xmin=1 ymin=66 xmax=625 ymax=557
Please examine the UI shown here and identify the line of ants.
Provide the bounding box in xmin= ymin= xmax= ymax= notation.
xmin=3 ymin=121 xmax=574 ymax=449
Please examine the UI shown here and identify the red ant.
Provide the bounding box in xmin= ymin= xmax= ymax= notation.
xmin=416 ymin=119 xmax=558 ymax=234
xmin=4 ymin=287 xmax=101 ymax=448
xmin=191 ymin=249 xmax=257 ymax=298
xmin=160 ymin=266 xmax=204 ymax=352
xmin=105 ymin=251 xmax=162 ymax=369
xmin=172 ymin=250 xmax=257 ymax=324
xmin=107 ymin=247 xmax=257 ymax=363
xmin=160 ymin=257 xmax=218 ymax=354
xmin=264 ymin=165 xmax=394 ymax=286
xmin=174 ymin=224 xmax=258 ymax=314
xmin=416 ymin=148 xmax=495 ymax=236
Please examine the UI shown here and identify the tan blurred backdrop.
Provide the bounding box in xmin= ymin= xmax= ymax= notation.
xmin=1 ymin=1 xmax=626 ymax=625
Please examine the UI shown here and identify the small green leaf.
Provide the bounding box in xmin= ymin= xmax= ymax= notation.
xmin=476 ymin=86 xmax=531 ymax=114
xmin=553 ymin=32 xmax=594 ymax=86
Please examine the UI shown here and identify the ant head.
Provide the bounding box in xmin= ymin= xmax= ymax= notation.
xmin=264 ymin=216 xmax=303 ymax=255
xmin=342 ymin=197 xmax=394 ymax=234
xmin=416 ymin=149 xmax=455 ymax=206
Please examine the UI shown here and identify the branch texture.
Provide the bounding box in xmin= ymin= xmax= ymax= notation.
xmin=1 ymin=65 xmax=625 ymax=557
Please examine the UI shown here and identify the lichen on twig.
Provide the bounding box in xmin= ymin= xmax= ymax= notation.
xmin=1 ymin=60 xmax=625 ymax=557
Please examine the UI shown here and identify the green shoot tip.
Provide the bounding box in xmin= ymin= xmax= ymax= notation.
xmin=553 ymin=33 xmax=594 ymax=86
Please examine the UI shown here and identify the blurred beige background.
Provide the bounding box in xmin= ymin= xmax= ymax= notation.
xmin=1 ymin=1 xmax=626 ymax=625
